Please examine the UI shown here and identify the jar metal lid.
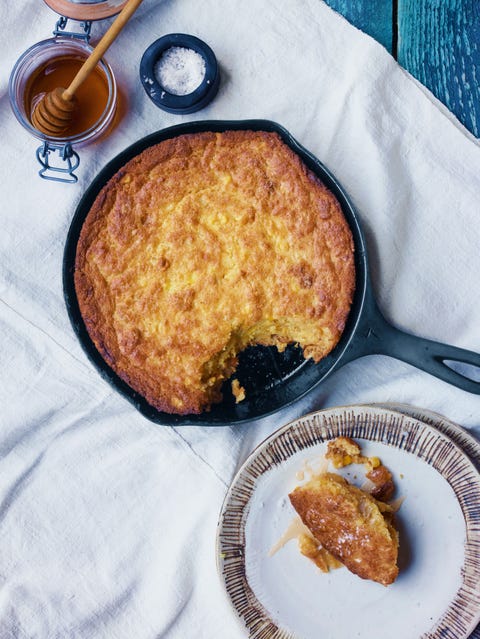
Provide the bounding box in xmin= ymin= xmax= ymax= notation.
xmin=140 ymin=34 xmax=220 ymax=114
xmin=42 ymin=0 xmax=129 ymax=21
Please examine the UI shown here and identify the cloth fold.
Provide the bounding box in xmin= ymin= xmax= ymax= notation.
xmin=1 ymin=0 xmax=479 ymax=637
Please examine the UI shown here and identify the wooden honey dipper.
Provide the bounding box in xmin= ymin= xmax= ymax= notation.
xmin=32 ymin=0 xmax=143 ymax=136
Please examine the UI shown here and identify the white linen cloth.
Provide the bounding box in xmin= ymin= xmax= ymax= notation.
xmin=1 ymin=1 xmax=480 ymax=637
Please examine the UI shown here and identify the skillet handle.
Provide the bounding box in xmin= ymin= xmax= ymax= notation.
xmin=343 ymin=292 xmax=480 ymax=394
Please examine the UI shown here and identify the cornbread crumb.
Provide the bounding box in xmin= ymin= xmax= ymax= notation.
xmin=366 ymin=464 xmax=395 ymax=502
xmin=326 ymin=436 xmax=363 ymax=467
xmin=326 ymin=437 xmax=395 ymax=501
xmin=231 ymin=379 xmax=246 ymax=403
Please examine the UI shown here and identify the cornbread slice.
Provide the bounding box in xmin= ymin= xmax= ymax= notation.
xmin=74 ymin=130 xmax=355 ymax=414
xmin=289 ymin=473 xmax=399 ymax=585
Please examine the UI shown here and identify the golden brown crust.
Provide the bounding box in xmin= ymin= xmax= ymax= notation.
xmin=289 ymin=473 xmax=399 ymax=586
xmin=74 ymin=131 xmax=355 ymax=414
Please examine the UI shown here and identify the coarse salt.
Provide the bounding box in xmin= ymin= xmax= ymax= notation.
xmin=154 ymin=46 xmax=206 ymax=96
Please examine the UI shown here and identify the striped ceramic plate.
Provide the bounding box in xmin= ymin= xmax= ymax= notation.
xmin=216 ymin=405 xmax=480 ymax=639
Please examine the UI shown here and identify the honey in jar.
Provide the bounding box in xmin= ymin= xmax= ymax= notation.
xmin=25 ymin=55 xmax=110 ymax=138
xmin=10 ymin=20 xmax=117 ymax=181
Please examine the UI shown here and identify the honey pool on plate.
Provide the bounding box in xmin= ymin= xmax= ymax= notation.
xmin=25 ymin=55 xmax=109 ymax=137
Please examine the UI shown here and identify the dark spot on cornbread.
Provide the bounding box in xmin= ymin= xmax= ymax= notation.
xmin=291 ymin=262 xmax=315 ymax=288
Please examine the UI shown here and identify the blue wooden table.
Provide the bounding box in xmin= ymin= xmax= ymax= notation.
xmin=324 ymin=0 xmax=480 ymax=138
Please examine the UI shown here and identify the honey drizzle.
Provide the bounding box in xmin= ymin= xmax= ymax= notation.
xmin=269 ymin=515 xmax=342 ymax=573
xmin=25 ymin=55 xmax=109 ymax=137
xmin=268 ymin=516 xmax=313 ymax=557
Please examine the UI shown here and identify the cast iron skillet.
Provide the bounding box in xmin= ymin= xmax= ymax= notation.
xmin=63 ymin=119 xmax=480 ymax=426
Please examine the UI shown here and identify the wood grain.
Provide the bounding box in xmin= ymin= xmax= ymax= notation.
xmin=397 ymin=0 xmax=479 ymax=136
xmin=323 ymin=0 xmax=479 ymax=137
xmin=323 ymin=0 xmax=393 ymax=51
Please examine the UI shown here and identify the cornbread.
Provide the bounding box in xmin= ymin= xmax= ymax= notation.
xmin=289 ymin=472 xmax=399 ymax=586
xmin=325 ymin=436 xmax=395 ymax=500
xmin=74 ymin=130 xmax=355 ymax=414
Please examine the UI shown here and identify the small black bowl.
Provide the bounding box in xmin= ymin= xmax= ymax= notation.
xmin=140 ymin=33 xmax=220 ymax=114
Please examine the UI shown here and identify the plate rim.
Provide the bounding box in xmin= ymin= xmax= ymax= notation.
xmin=216 ymin=404 xmax=480 ymax=639
xmin=371 ymin=402 xmax=480 ymax=469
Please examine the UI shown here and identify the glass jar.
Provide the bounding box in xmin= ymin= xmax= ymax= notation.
xmin=9 ymin=10 xmax=119 ymax=183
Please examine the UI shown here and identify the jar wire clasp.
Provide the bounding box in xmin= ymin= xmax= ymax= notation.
xmin=36 ymin=141 xmax=80 ymax=183
xmin=53 ymin=16 xmax=92 ymax=42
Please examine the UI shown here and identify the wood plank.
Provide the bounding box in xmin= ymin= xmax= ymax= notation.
xmin=398 ymin=0 xmax=480 ymax=137
xmin=323 ymin=0 xmax=393 ymax=52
